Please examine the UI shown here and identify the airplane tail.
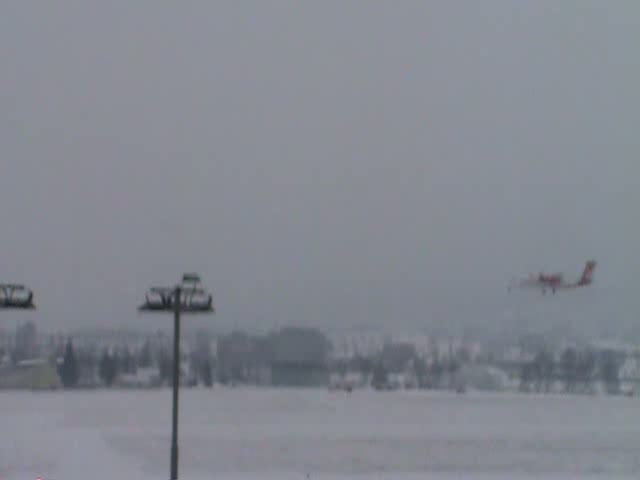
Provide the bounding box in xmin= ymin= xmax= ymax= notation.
xmin=577 ymin=260 xmax=596 ymax=286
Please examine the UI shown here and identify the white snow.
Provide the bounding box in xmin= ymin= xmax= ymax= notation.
xmin=1 ymin=388 xmax=639 ymax=479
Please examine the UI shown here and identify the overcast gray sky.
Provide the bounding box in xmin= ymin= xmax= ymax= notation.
xmin=1 ymin=1 xmax=638 ymax=336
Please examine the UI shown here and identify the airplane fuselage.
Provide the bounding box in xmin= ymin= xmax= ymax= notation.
xmin=509 ymin=261 xmax=596 ymax=295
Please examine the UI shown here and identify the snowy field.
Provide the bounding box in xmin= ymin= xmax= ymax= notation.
xmin=2 ymin=388 xmax=640 ymax=480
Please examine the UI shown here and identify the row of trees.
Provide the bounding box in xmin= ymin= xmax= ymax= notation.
xmin=48 ymin=336 xmax=633 ymax=395
xmin=54 ymin=326 xmax=333 ymax=389
xmin=56 ymin=339 xmax=215 ymax=389
xmin=331 ymin=342 xmax=630 ymax=395
xmin=332 ymin=342 xmax=472 ymax=390
xmin=519 ymin=347 xmax=625 ymax=394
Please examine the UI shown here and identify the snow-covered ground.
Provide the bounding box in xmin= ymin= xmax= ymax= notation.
xmin=1 ymin=388 xmax=639 ymax=479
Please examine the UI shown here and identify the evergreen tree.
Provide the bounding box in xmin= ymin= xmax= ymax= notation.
xmin=561 ymin=348 xmax=578 ymax=393
xmin=201 ymin=361 xmax=213 ymax=388
xmin=577 ymin=350 xmax=596 ymax=393
xmin=413 ymin=356 xmax=427 ymax=388
xmin=60 ymin=339 xmax=79 ymax=388
xmin=158 ymin=350 xmax=172 ymax=385
xmin=371 ymin=362 xmax=388 ymax=389
xmin=429 ymin=356 xmax=445 ymax=389
xmin=456 ymin=347 xmax=472 ymax=365
xmin=99 ymin=350 xmax=109 ymax=385
xmin=357 ymin=356 xmax=374 ymax=377
xmin=447 ymin=356 xmax=460 ymax=390
xmin=99 ymin=349 xmax=118 ymax=387
xmin=121 ymin=348 xmax=135 ymax=374
xmin=520 ymin=362 xmax=535 ymax=392
xmin=138 ymin=340 xmax=152 ymax=368
xmin=601 ymin=350 xmax=622 ymax=395
xmin=533 ymin=350 xmax=554 ymax=393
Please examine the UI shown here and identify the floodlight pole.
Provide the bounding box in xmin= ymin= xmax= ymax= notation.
xmin=171 ymin=286 xmax=181 ymax=480
xmin=139 ymin=274 xmax=213 ymax=480
xmin=0 ymin=284 xmax=36 ymax=310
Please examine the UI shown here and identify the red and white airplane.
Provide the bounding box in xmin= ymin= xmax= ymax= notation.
xmin=509 ymin=260 xmax=596 ymax=295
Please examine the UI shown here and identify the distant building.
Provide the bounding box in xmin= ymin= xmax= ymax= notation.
xmin=270 ymin=327 xmax=330 ymax=387
xmin=15 ymin=322 xmax=39 ymax=361
xmin=217 ymin=331 xmax=271 ymax=385
xmin=0 ymin=359 xmax=61 ymax=390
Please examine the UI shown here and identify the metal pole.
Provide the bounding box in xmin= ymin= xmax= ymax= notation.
xmin=170 ymin=286 xmax=181 ymax=480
